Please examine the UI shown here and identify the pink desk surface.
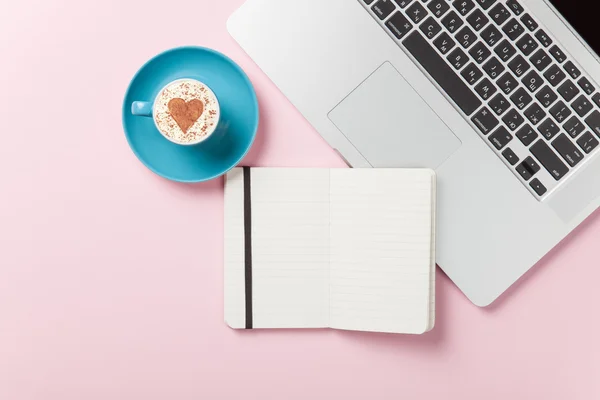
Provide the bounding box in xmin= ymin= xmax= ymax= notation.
xmin=0 ymin=1 xmax=599 ymax=399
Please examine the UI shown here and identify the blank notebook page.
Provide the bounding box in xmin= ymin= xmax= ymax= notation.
xmin=329 ymin=169 xmax=435 ymax=334
xmin=224 ymin=168 xmax=331 ymax=329
xmin=224 ymin=168 xmax=435 ymax=333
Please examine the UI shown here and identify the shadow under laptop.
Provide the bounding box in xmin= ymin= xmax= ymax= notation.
xmin=485 ymin=206 xmax=600 ymax=312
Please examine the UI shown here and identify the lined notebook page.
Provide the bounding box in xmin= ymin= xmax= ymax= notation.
xmin=329 ymin=169 xmax=435 ymax=334
xmin=224 ymin=168 xmax=331 ymax=329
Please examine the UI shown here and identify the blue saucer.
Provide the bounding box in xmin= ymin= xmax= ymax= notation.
xmin=122 ymin=47 xmax=258 ymax=182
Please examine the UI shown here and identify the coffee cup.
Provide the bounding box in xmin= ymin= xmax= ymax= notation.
xmin=131 ymin=78 xmax=221 ymax=146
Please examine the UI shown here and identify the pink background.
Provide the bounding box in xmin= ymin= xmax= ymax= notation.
xmin=0 ymin=0 xmax=599 ymax=399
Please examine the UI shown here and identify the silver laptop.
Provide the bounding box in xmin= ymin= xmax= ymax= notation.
xmin=228 ymin=0 xmax=600 ymax=306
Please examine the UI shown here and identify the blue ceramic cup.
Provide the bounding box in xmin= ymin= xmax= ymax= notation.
xmin=122 ymin=46 xmax=258 ymax=183
xmin=131 ymin=78 xmax=221 ymax=146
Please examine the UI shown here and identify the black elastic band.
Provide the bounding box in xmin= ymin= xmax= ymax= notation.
xmin=243 ymin=167 xmax=253 ymax=329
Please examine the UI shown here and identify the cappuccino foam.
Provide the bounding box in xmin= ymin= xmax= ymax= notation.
xmin=154 ymin=79 xmax=220 ymax=144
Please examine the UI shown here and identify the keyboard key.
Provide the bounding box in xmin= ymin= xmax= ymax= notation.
xmin=564 ymin=61 xmax=581 ymax=79
xmin=517 ymin=124 xmax=538 ymax=147
xmin=372 ymin=0 xmax=396 ymax=19
xmin=535 ymin=86 xmax=558 ymax=108
xmin=497 ymin=72 xmax=519 ymax=94
xmin=549 ymin=100 xmax=571 ymax=123
xmin=564 ymin=116 xmax=585 ymax=138
xmin=502 ymin=147 xmax=519 ymax=165
xmin=385 ymin=12 xmax=414 ymax=39
xmin=552 ymin=133 xmax=583 ymax=167
xmin=407 ymin=1 xmax=428 ymax=23
xmin=516 ymin=124 xmax=538 ymax=146
xmin=469 ymin=42 xmax=491 ymax=63
xmin=523 ymin=156 xmax=541 ymax=174
xmin=494 ymin=40 xmax=516 ymax=62
xmin=503 ymin=108 xmax=525 ymax=131
xmin=593 ymin=93 xmax=600 ymax=108
xmin=467 ymin=8 xmax=489 ymax=31
xmin=433 ymin=32 xmax=456 ymax=54
xmin=489 ymin=126 xmax=513 ymax=149
xmin=393 ymin=0 xmax=414 ymax=8
xmin=510 ymin=87 xmax=532 ymax=109
xmin=530 ymin=139 xmax=569 ymax=180
xmin=453 ymin=0 xmax=475 ymax=16
xmin=577 ymin=131 xmax=599 ymax=153
xmin=537 ymin=118 xmax=560 ymax=140
xmin=520 ymin=13 xmax=538 ymax=32
xmin=524 ymin=103 xmax=546 ymax=125
xmin=572 ymin=95 xmax=593 ymax=118
xmin=471 ymin=106 xmax=499 ymax=134
xmin=529 ymin=178 xmax=547 ymax=196
xmin=427 ymin=0 xmax=450 ymax=17
xmin=503 ymin=18 xmax=524 ymax=41
xmin=456 ymin=26 xmax=477 ymax=48
xmin=475 ymin=77 xmax=497 ymax=100
xmin=535 ymin=29 xmax=552 ymax=47
xmin=475 ymin=0 xmax=497 ymax=10
xmin=530 ymin=49 xmax=551 ymax=71
xmin=549 ymin=45 xmax=567 ymax=63
xmin=516 ymin=162 xmax=533 ymax=180
xmin=403 ymin=31 xmax=483 ymax=115
xmin=441 ymin=10 xmax=464 ymax=33
xmin=516 ymin=156 xmax=540 ymax=180
xmin=506 ymin=0 xmax=524 ymax=16
xmin=420 ymin=16 xmax=442 ymax=39
xmin=461 ymin=63 xmax=483 ymax=84
xmin=584 ymin=110 xmax=600 ymax=137
xmin=482 ymin=57 xmax=505 ymax=79
xmin=508 ymin=54 xmax=530 ymax=77
xmin=480 ymin=25 xmax=502 ymax=47
xmin=364 ymin=0 xmax=376 ymax=4
xmin=578 ymin=77 xmax=595 ymax=95
xmin=489 ymin=93 xmax=510 ymax=115
xmin=543 ymin=64 xmax=566 ymax=87
xmin=447 ymin=47 xmax=469 ymax=69
xmin=522 ymin=70 xmax=543 ymax=93
xmin=489 ymin=3 xmax=510 ymax=25
xmin=557 ymin=80 xmax=580 ymax=102
xmin=516 ymin=34 xmax=538 ymax=56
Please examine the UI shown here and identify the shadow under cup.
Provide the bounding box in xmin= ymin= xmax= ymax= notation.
xmin=122 ymin=47 xmax=259 ymax=183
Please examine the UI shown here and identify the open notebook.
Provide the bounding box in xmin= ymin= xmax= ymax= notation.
xmin=224 ymin=168 xmax=436 ymax=334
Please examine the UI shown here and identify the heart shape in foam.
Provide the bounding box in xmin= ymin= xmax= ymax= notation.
xmin=167 ymin=98 xmax=204 ymax=133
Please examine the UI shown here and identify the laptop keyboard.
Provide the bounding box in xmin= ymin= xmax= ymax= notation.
xmin=361 ymin=0 xmax=600 ymax=199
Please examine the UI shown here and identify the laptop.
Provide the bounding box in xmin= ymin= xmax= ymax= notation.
xmin=228 ymin=0 xmax=600 ymax=306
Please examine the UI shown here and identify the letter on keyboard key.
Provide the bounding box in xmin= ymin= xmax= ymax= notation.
xmin=476 ymin=0 xmax=497 ymax=11
xmin=385 ymin=12 xmax=413 ymax=39
xmin=516 ymin=124 xmax=538 ymax=146
xmin=471 ymin=107 xmax=499 ymax=134
xmin=585 ymin=110 xmax=600 ymax=137
xmin=403 ymin=31 xmax=482 ymax=115
xmin=552 ymin=134 xmax=583 ymax=167
xmin=489 ymin=126 xmax=513 ymax=150
xmin=453 ymin=0 xmax=475 ymax=16
xmin=577 ymin=132 xmax=599 ymax=154
xmin=537 ymin=118 xmax=560 ymax=140
xmin=531 ymin=140 xmax=569 ymax=180
xmin=372 ymin=0 xmax=396 ymax=20
xmin=506 ymin=0 xmax=524 ymax=15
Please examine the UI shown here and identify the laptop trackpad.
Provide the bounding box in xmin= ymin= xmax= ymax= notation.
xmin=328 ymin=62 xmax=461 ymax=168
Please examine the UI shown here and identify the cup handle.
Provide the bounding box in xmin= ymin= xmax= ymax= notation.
xmin=131 ymin=101 xmax=153 ymax=117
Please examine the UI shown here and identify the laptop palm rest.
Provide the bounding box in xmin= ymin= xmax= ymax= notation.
xmin=328 ymin=62 xmax=461 ymax=168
